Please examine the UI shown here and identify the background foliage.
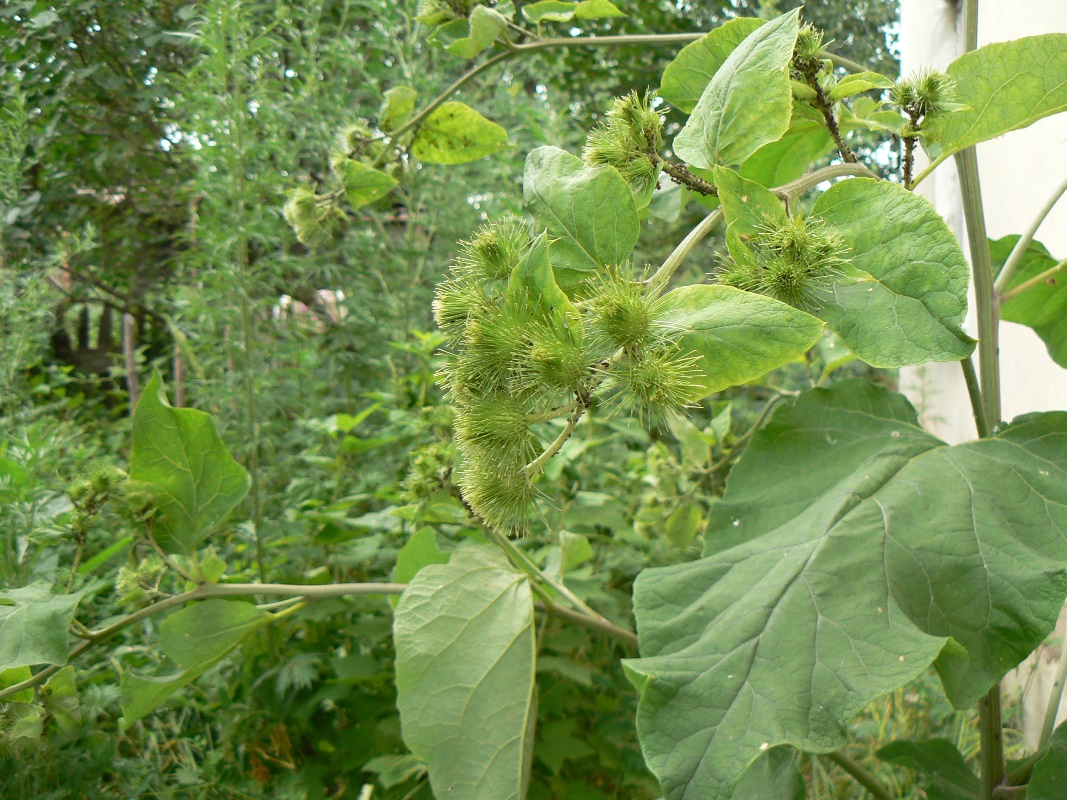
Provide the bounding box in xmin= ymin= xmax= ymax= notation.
xmin=7 ymin=1 xmax=1013 ymax=798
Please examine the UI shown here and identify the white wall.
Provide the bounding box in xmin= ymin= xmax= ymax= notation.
xmin=900 ymin=0 xmax=1067 ymax=445
xmin=899 ymin=0 xmax=1067 ymax=750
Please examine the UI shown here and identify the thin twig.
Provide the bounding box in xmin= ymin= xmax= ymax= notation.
xmin=646 ymin=208 xmax=724 ymax=297
xmin=961 ymin=357 xmax=990 ymax=438
xmin=1040 ymin=634 xmax=1067 ymax=751
xmin=525 ymin=402 xmax=585 ymax=476
xmin=825 ymin=751 xmax=895 ymax=800
xmin=993 ymin=174 xmax=1067 ymax=295
xmin=999 ymin=257 xmax=1067 ymax=303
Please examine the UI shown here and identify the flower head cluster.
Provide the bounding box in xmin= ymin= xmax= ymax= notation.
xmin=583 ymin=91 xmax=663 ymax=196
xmin=434 ymin=219 xmax=704 ymax=530
xmin=892 ymin=69 xmax=965 ymax=127
xmin=283 ymin=188 xmax=347 ymax=248
xmin=434 ymin=218 xmax=590 ymax=531
xmin=718 ymin=213 xmax=847 ymax=311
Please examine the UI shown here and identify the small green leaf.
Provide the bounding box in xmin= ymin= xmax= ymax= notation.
xmin=197 ymin=547 xmax=227 ymax=584
xmin=522 ymin=0 xmax=579 ymax=22
xmin=412 ymin=102 xmax=508 ymax=165
xmin=523 ymin=146 xmax=639 ymax=289
xmin=379 ymin=86 xmax=417 ymax=132
xmin=522 ymin=0 xmax=623 ymax=23
xmin=827 ymin=71 xmax=895 ymax=102
xmin=0 ymin=582 xmax=84 ymax=671
xmin=433 ymin=6 xmax=507 ymax=58
xmin=659 ymin=17 xmax=765 ymax=114
xmin=343 ymin=161 xmax=398 ymax=210
xmin=658 ymin=284 xmax=823 ymax=397
xmin=160 ymin=599 xmax=270 ymax=671
xmin=876 ymin=739 xmax=979 ymax=800
xmin=573 ymin=0 xmax=624 ymax=20
xmin=668 ymin=413 xmax=713 ymax=466
xmin=391 ymin=527 xmax=450 ymax=608
xmin=812 ymin=178 xmax=975 ymax=367
xmin=923 ymin=34 xmax=1067 ymax=160
xmin=0 ymin=666 xmax=34 ymax=702
xmin=559 ymin=530 xmax=593 ymax=572
xmin=713 ymin=166 xmax=786 ymax=235
xmin=992 ymin=235 xmax=1067 ymax=368
xmin=738 ymin=114 xmax=833 ymax=187
xmin=394 ymin=546 xmax=536 ymax=800
xmin=673 ymin=9 xmax=800 ymax=168
xmin=507 ymin=231 xmax=575 ymax=317
xmin=1029 ymin=721 xmax=1067 ymax=800
xmin=121 ymin=599 xmax=271 ymax=726
xmin=130 ymin=373 xmax=250 ymax=554
xmin=665 ymin=503 xmax=702 ymax=548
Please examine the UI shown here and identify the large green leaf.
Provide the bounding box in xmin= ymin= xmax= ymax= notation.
xmin=1029 ymin=721 xmax=1067 ymax=800
xmin=673 ymin=9 xmax=799 ymax=169
xmin=924 ymin=34 xmax=1067 ymax=162
xmin=876 ymin=739 xmax=979 ymax=800
xmin=992 ymin=235 xmax=1067 ymax=368
xmin=412 ymin=102 xmax=509 ymax=165
xmin=658 ymin=284 xmax=823 ymax=397
xmin=130 ymin=372 xmax=250 ymax=554
xmin=812 ymin=178 xmax=975 ymax=367
xmin=0 ymin=582 xmax=83 ymax=671
xmin=394 ymin=546 xmax=536 ymax=800
xmin=659 ymin=17 xmax=765 ymax=114
xmin=120 ymin=599 xmax=270 ymax=726
xmin=627 ymin=381 xmax=1067 ymax=800
xmin=523 ymin=146 xmax=639 ymax=288
xmin=738 ymin=115 xmax=833 ymax=187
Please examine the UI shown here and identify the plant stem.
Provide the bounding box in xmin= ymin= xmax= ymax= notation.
xmin=961 ymin=357 xmax=990 ymax=438
xmin=658 ymin=159 xmax=717 ymax=196
xmin=800 ymin=63 xmax=856 ymax=163
xmin=993 ymin=174 xmax=1067 ymax=295
xmin=646 ymin=209 xmax=724 ymax=297
xmin=1039 ymin=633 xmax=1067 ymax=751
xmin=825 ymin=751 xmax=895 ymax=800
xmin=957 ymin=4 xmax=1007 ymax=796
xmin=774 ymin=162 xmax=879 ymax=198
xmin=956 ymin=147 xmax=1001 ymax=429
xmin=902 ymin=134 xmax=916 ymax=190
xmin=979 ymin=686 xmax=1006 ymax=799
xmin=525 ymin=401 xmax=585 ymax=476
xmin=999 ymin=257 xmax=1067 ymax=303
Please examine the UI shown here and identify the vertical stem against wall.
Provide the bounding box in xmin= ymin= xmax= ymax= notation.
xmin=956 ymin=3 xmax=1006 ymax=798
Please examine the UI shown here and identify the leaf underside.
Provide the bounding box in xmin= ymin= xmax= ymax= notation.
xmin=627 ymin=380 xmax=1067 ymax=800
xmin=394 ymin=546 xmax=537 ymax=800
